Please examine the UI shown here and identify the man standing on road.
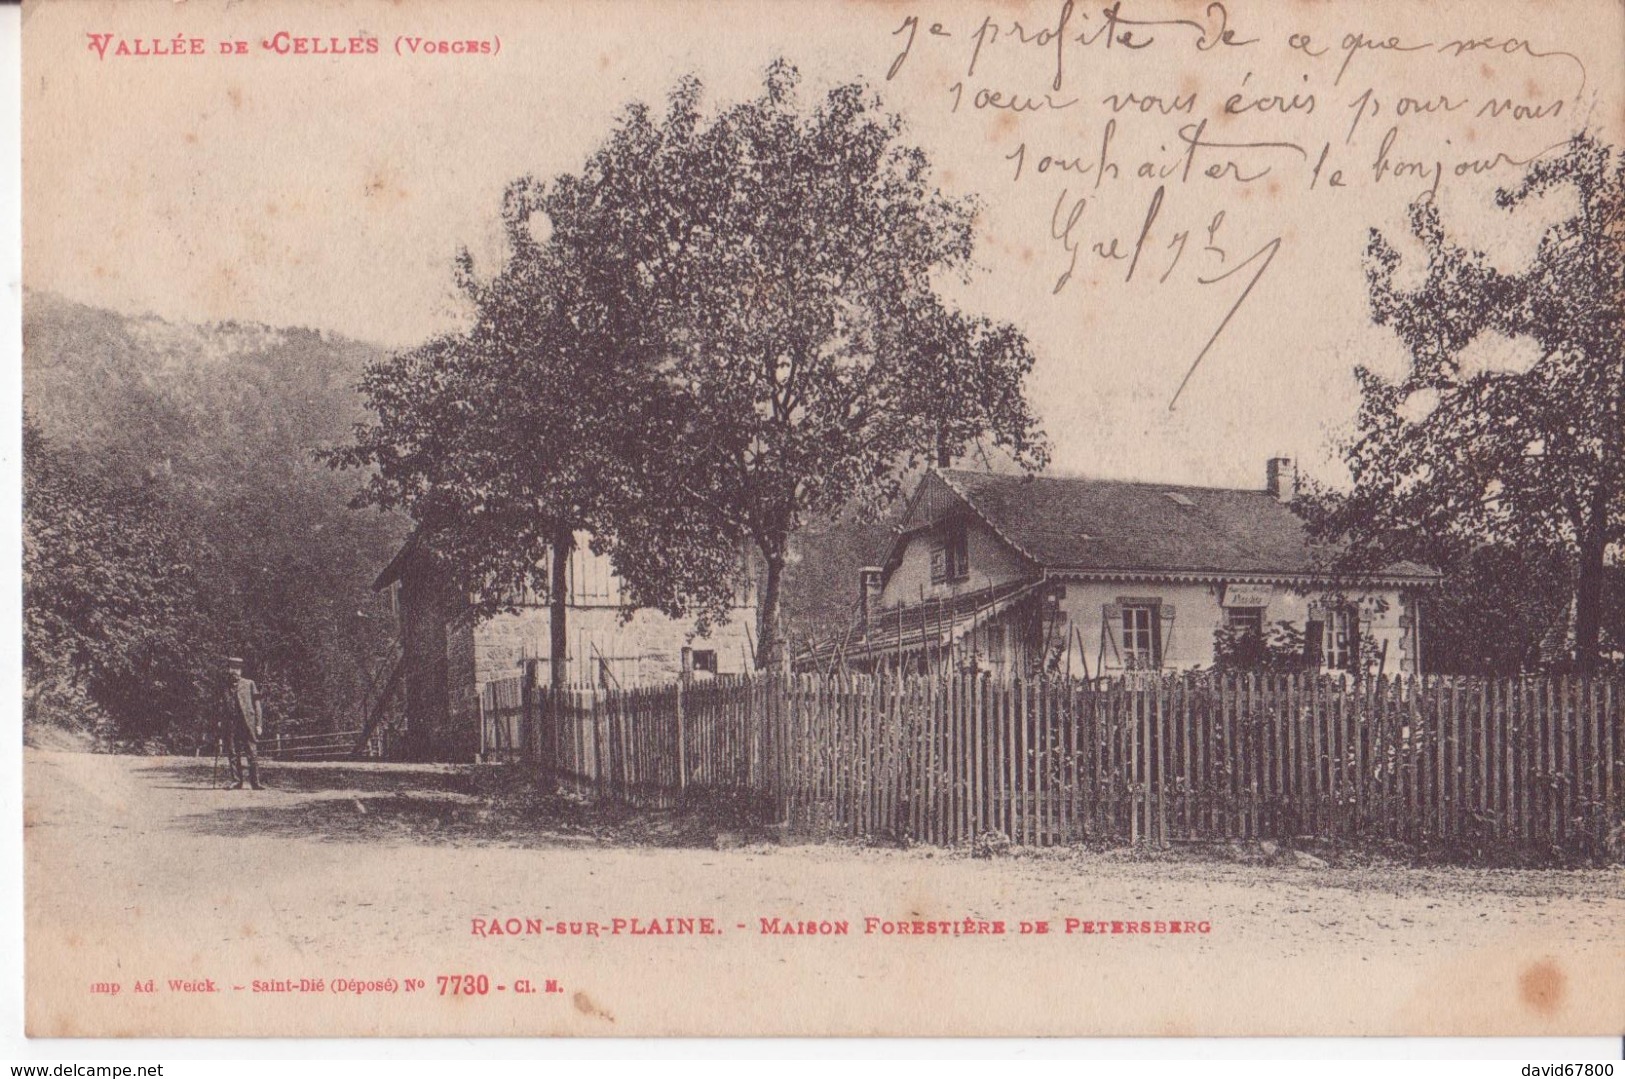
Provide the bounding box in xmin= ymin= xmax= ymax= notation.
xmin=222 ymin=655 xmax=265 ymax=790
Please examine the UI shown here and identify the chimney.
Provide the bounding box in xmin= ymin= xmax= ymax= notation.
xmin=1266 ymin=457 xmax=1296 ymax=502
xmin=858 ymin=567 xmax=884 ymax=630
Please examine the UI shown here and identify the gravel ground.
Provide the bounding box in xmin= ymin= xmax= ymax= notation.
xmin=23 ymin=749 xmax=1625 ymax=1037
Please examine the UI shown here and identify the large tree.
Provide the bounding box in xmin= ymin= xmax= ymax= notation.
xmin=1311 ymin=132 xmax=1624 ymax=672
xmin=537 ymin=61 xmax=1048 ymax=667
xmin=328 ymin=211 xmax=739 ymax=686
xmin=332 ymin=61 xmax=1049 ymax=675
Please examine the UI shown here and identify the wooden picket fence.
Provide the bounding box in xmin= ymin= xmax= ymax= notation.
xmin=478 ymin=671 xmax=1624 ymax=855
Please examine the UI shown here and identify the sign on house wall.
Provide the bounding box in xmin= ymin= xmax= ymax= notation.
xmin=1221 ymin=584 xmax=1274 ymax=609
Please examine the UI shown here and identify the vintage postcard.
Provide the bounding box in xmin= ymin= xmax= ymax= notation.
xmin=20 ymin=0 xmax=1625 ymax=1038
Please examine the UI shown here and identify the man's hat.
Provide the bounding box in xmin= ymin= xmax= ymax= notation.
xmin=225 ymin=655 xmax=245 ymax=668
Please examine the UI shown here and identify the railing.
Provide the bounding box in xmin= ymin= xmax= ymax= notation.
xmin=263 ymin=728 xmax=384 ymax=761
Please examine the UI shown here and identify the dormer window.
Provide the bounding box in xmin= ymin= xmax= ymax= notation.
xmin=930 ymin=520 xmax=969 ymax=584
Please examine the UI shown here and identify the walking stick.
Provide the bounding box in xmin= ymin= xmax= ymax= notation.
xmin=210 ymin=712 xmax=225 ymax=789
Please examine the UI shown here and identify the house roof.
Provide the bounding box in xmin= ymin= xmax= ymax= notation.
xmin=922 ymin=469 xmax=1438 ymax=583
xmin=373 ymin=530 xmax=422 ymax=591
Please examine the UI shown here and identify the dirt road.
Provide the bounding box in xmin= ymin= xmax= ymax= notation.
xmin=23 ymin=749 xmax=1624 ymax=1037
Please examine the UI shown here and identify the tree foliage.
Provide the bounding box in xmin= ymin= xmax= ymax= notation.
xmin=535 ymin=60 xmax=1049 ymax=666
xmin=1420 ymin=542 xmax=1577 ymax=674
xmin=24 ymin=296 xmax=406 ymax=745
xmin=1305 ymin=132 xmax=1625 ymax=671
xmin=325 ymin=201 xmax=743 ymax=671
xmin=1210 ymin=621 xmax=1308 ymax=674
xmin=329 ymin=60 xmax=1049 ymax=673
xmin=23 ymin=417 xmax=208 ymax=741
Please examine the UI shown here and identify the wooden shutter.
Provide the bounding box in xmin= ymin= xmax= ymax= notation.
xmin=1350 ymin=605 xmax=1369 ymax=673
xmin=1303 ymin=619 xmax=1325 ymax=669
xmin=947 ymin=522 xmax=969 ymax=580
xmin=1157 ymin=604 xmax=1175 ymax=667
xmin=1101 ymin=604 xmax=1123 ymax=664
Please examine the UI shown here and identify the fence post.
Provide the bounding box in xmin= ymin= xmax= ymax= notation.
xmin=591 ymin=688 xmax=603 ymax=800
xmin=520 ymin=673 xmax=533 ymax=764
xmin=1599 ymin=682 xmax=1612 ymax=845
xmin=676 ymin=675 xmax=688 ymax=795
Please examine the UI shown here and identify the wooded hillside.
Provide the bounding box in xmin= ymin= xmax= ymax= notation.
xmin=23 ymin=292 xmax=408 ymax=747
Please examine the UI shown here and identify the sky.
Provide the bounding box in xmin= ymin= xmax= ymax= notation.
xmin=22 ymin=0 xmax=1624 ymax=491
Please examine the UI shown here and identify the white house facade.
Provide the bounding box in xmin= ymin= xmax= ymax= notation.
xmin=803 ymin=463 xmax=1440 ymax=680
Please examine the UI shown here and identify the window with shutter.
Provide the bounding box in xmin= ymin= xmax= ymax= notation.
xmin=1226 ymin=606 xmax=1264 ymax=639
xmin=929 ymin=521 xmax=969 ymax=584
xmin=1324 ymin=606 xmax=1357 ymax=671
xmin=1121 ymin=604 xmax=1161 ymax=669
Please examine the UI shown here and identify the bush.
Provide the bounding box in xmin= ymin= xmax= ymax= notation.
xmin=1211 ymin=621 xmax=1307 ymax=673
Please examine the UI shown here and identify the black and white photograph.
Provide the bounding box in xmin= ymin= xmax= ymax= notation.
xmin=15 ymin=0 xmax=1625 ymax=1041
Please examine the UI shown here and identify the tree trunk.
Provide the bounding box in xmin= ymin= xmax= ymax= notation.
xmin=755 ymin=551 xmax=785 ymax=671
xmin=1573 ymin=532 xmax=1605 ymax=674
xmin=549 ymin=526 xmax=574 ymax=688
